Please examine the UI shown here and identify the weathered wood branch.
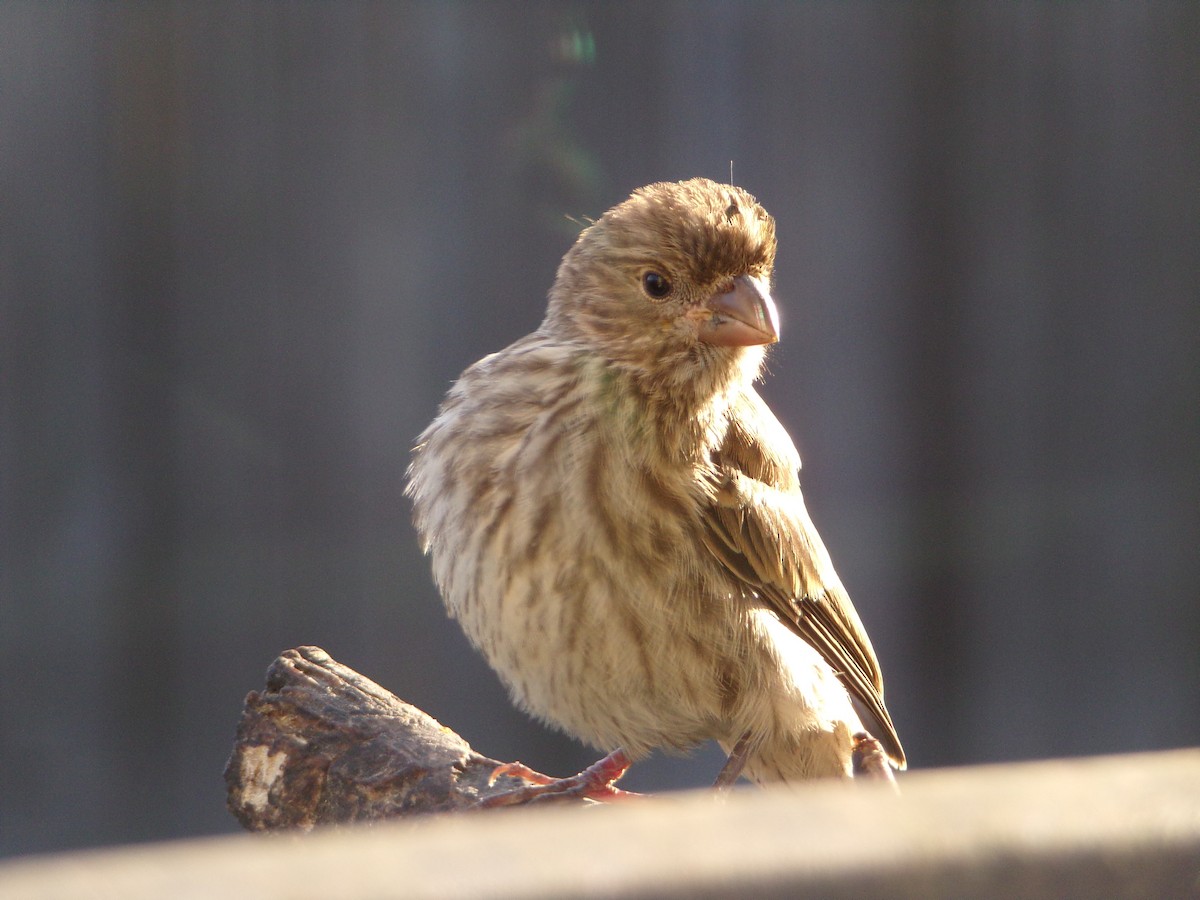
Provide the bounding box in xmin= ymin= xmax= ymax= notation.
xmin=224 ymin=645 xmax=579 ymax=830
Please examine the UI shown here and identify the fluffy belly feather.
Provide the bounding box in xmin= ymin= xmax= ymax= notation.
xmin=438 ymin=504 xmax=860 ymax=779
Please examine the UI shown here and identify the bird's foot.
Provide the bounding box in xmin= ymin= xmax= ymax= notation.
xmin=477 ymin=748 xmax=640 ymax=808
xmin=851 ymin=731 xmax=898 ymax=787
xmin=713 ymin=730 xmax=755 ymax=789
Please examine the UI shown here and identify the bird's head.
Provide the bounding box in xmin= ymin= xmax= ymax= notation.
xmin=544 ymin=178 xmax=779 ymax=398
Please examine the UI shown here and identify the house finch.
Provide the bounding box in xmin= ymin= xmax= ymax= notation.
xmin=407 ymin=178 xmax=904 ymax=795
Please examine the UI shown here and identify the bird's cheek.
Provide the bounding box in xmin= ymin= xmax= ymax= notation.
xmin=682 ymin=306 xmax=714 ymax=335
xmin=648 ymin=306 xmax=690 ymax=340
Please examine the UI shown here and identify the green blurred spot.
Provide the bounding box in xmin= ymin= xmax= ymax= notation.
xmin=558 ymin=29 xmax=595 ymax=65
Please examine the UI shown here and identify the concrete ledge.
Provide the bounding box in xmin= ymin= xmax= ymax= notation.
xmin=2 ymin=749 xmax=1198 ymax=898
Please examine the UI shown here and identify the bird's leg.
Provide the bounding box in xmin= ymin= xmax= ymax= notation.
xmin=851 ymin=731 xmax=897 ymax=787
xmin=477 ymin=748 xmax=640 ymax=808
xmin=713 ymin=730 xmax=755 ymax=788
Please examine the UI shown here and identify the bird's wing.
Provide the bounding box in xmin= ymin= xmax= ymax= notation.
xmin=700 ymin=389 xmax=906 ymax=767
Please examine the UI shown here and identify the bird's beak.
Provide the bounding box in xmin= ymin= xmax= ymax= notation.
xmin=697 ymin=275 xmax=780 ymax=347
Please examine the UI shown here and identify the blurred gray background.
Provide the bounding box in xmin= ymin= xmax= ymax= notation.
xmin=2 ymin=2 xmax=1198 ymax=858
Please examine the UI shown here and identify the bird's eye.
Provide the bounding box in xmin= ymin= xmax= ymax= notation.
xmin=641 ymin=271 xmax=673 ymax=300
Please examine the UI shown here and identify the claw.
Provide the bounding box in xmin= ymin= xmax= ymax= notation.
xmin=488 ymin=760 xmax=556 ymax=788
xmin=477 ymin=748 xmax=641 ymax=808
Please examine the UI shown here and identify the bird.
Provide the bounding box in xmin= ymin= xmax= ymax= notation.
xmin=406 ymin=178 xmax=904 ymax=798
